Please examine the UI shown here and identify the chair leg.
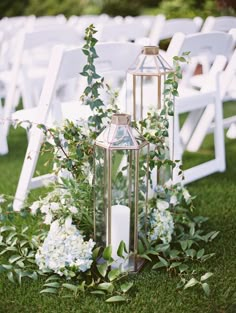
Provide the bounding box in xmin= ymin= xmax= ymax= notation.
xmin=0 ymin=101 xmax=8 ymax=155
xmin=180 ymin=109 xmax=203 ymax=147
xmin=186 ymin=103 xmax=215 ymax=152
xmin=172 ymin=111 xmax=183 ymax=184
xmin=13 ymin=127 xmax=44 ymax=211
xmin=214 ymin=96 xmax=225 ymax=172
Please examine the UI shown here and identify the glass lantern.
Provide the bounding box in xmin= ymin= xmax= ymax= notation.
xmin=127 ymin=45 xmax=173 ymax=121
xmin=127 ymin=46 xmax=174 ymax=188
xmin=94 ymin=113 xmax=149 ymax=272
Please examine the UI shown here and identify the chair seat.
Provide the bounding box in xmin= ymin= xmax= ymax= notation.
xmin=12 ymin=100 xmax=93 ymax=129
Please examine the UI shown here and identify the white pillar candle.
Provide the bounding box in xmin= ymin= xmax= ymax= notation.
xmin=110 ymin=204 xmax=130 ymax=269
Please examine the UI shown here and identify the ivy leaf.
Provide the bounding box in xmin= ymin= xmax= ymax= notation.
xmin=184 ymin=278 xmax=199 ymax=289
xmin=120 ymin=282 xmax=133 ymax=293
xmin=155 ymin=243 xmax=170 ymax=252
xmin=117 ymin=240 xmax=127 ymax=258
xmin=152 ymin=261 xmax=166 ymax=269
xmin=108 ymin=268 xmax=121 ymax=282
xmin=138 ymin=239 xmax=145 ymax=254
xmin=178 ymin=264 xmax=189 ymax=273
xmin=158 ymin=256 xmax=169 ymax=267
xmin=92 ymin=247 xmax=101 ymax=260
xmin=97 ymin=282 xmax=114 ymax=293
xmin=7 ymin=271 xmax=15 ymax=283
xmin=103 ymin=245 xmax=112 ymax=261
xmin=200 ymin=272 xmax=213 ymax=282
xmin=0 ymin=226 xmax=16 ymax=233
xmin=97 ymin=263 xmax=108 ymax=277
xmin=9 ymin=255 xmax=22 ymax=264
xmin=40 ymin=288 xmax=58 ymax=294
xmin=90 ymin=290 xmax=105 ymax=295
xmin=139 ymin=254 xmax=152 ymax=262
xmin=43 ymin=282 xmax=61 ymax=288
xmin=169 ymin=262 xmax=182 ymax=269
xmin=62 ymin=283 xmax=78 ymax=293
xmin=169 ymin=249 xmax=179 ymax=259
xmin=106 ymin=295 xmax=126 ymax=303
xmin=197 ymin=248 xmax=205 ymax=259
xmin=202 ymin=283 xmax=210 ymax=296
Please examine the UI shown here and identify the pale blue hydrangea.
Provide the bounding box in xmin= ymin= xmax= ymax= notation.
xmin=148 ymin=200 xmax=174 ymax=244
xmin=36 ymin=217 xmax=95 ymax=277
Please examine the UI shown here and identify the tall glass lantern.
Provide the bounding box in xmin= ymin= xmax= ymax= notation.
xmin=127 ymin=46 xmax=174 ymax=188
xmin=127 ymin=46 xmax=173 ymax=121
xmin=94 ymin=113 xmax=149 ymax=272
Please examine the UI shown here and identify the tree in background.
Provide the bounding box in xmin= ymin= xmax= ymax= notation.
xmin=0 ymin=0 xmax=28 ymax=17
xmin=25 ymin=0 xmax=88 ymax=17
xmin=0 ymin=0 xmax=234 ymax=19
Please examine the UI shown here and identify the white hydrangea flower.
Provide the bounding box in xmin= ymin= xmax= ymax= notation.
xmin=44 ymin=212 xmax=53 ymax=225
xmin=69 ymin=206 xmax=78 ymax=214
xmin=170 ymin=195 xmax=178 ymax=205
xmin=148 ymin=206 xmax=174 ymax=244
xmin=183 ymin=188 xmax=191 ymax=202
xmin=0 ymin=195 xmax=5 ymax=204
xmin=50 ymin=202 xmax=60 ymax=212
xmin=41 ymin=204 xmax=50 ymax=214
xmin=156 ymin=199 xmax=169 ymax=211
xmin=36 ymin=219 xmax=95 ymax=277
xmin=30 ymin=201 xmax=40 ymax=215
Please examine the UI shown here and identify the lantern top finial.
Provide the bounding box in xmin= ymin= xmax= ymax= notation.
xmin=111 ymin=114 xmax=131 ymax=126
xmin=143 ymin=46 xmax=159 ymax=55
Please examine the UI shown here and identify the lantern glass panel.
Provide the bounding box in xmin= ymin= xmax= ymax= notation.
xmin=94 ymin=114 xmax=149 ymax=271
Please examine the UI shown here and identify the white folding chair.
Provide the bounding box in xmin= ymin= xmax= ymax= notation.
xmin=201 ymin=16 xmax=236 ymax=33
xmin=169 ymin=32 xmax=234 ymax=184
xmin=96 ymin=20 xmax=148 ymax=43
xmin=149 ymin=15 xmax=203 ymax=46
xmin=0 ymin=27 xmax=81 ymax=155
xmin=180 ymin=30 xmax=236 ymax=151
xmin=12 ymin=42 xmax=142 ymax=211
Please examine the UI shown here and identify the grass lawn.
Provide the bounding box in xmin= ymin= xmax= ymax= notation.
xmin=0 ymin=102 xmax=236 ymax=313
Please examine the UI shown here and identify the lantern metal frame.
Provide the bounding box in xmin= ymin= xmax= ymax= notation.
xmin=94 ymin=113 xmax=149 ymax=272
xmin=127 ymin=46 xmax=173 ymax=121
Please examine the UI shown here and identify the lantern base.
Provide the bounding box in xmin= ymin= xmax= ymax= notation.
xmin=128 ymin=255 xmax=146 ymax=273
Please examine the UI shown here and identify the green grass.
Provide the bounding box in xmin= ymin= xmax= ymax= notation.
xmin=0 ymin=104 xmax=236 ymax=313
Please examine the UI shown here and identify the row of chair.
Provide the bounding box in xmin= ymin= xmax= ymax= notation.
xmin=0 ymin=15 xmax=236 ymax=210
xmin=10 ymin=30 xmax=236 ymax=210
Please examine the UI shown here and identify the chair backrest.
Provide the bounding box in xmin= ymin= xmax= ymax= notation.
xmin=2 ymin=27 xmax=82 ymax=133
xmin=149 ymin=15 xmax=203 ymax=45
xmin=166 ymin=31 xmax=234 ymax=88
xmin=37 ymin=41 xmax=143 ymax=124
xmin=96 ymin=20 xmax=148 ymax=42
xmin=201 ymin=16 xmax=236 ymax=33
xmin=95 ymin=42 xmax=142 ymax=73
xmin=168 ymin=31 xmax=234 ymax=57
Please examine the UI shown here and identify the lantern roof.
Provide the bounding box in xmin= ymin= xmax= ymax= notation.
xmin=128 ymin=45 xmax=173 ymax=76
xmin=95 ymin=114 xmax=148 ymax=150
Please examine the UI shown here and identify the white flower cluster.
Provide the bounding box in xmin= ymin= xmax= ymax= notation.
xmin=148 ymin=199 xmax=174 ymax=244
xmin=36 ymin=217 xmax=95 ymax=277
xmin=30 ymin=189 xmax=79 ymax=225
xmin=0 ymin=194 xmax=5 ymax=204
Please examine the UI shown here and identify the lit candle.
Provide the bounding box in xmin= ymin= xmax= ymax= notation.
xmin=110 ymin=204 xmax=130 ymax=269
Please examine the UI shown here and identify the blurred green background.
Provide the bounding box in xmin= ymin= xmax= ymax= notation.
xmin=0 ymin=0 xmax=235 ymax=19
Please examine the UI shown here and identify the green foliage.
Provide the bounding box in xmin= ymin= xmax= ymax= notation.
xmin=154 ymin=0 xmax=227 ymax=18
xmin=0 ymin=0 xmax=28 ymax=17
xmin=25 ymin=0 xmax=88 ymax=17
xmin=97 ymin=0 xmax=142 ymax=17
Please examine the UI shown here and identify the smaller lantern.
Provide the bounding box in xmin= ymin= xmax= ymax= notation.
xmin=94 ymin=113 xmax=149 ymax=272
xmin=127 ymin=46 xmax=173 ymax=121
